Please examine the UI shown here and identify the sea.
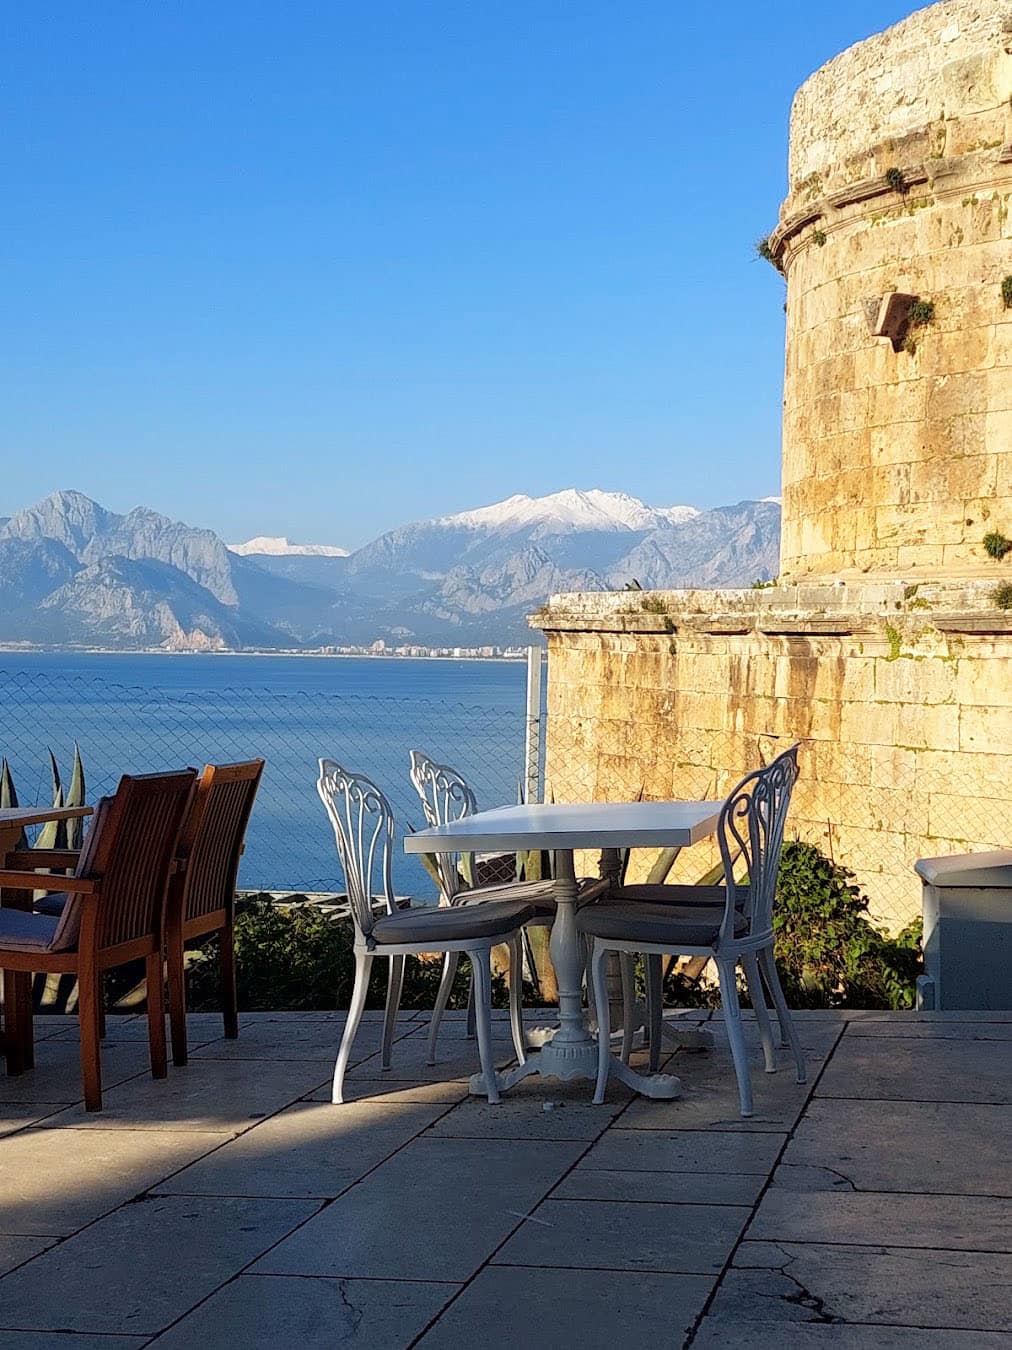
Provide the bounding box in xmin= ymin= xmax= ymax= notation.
xmin=0 ymin=652 xmax=529 ymax=898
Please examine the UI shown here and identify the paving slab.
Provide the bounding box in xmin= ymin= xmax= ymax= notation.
xmin=0 ymin=1042 xmax=151 ymax=1105
xmin=0 ymin=1106 xmax=63 ymax=1140
xmin=147 ymin=1273 xmax=458 ymax=1348
xmin=421 ymin=1073 xmax=626 ymax=1141
xmin=584 ymin=1127 xmax=786 ymax=1175
xmin=0 ymin=1125 xmax=229 ymax=1235
xmin=47 ymin=1014 xmax=227 ymax=1046
xmin=0 ymin=1238 xmax=56 ymax=1278
xmin=39 ymin=1059 xmax=330 ymax=1132
xmin=0 ymin=1335 xmax=147 ymax=1349
xmin=302 ymin=1078 xmax=469 ymax=1105
xmin=817 ymin=1035 xmax=1012 ymax=1104
xmin=779 ymin=1097 xmax=1012 ymax=1195
xmin=621 ymin=1050 xmax=815 ymax=1133
xmin=252 ymin=1136 xmax=584 ymax=1282
xmin=0 ymin=1195 xmax=318 ymax=1335
xmin=192 ymin=1017 xmax=407 ymax=1063
xmin=347 ymin=1032 xmax=519 ymax=1084
xmin=708 ymin=1239 xmax=1012 ymax=1331
xmin=845 ymin=1019 xmax=1012 ymax=1040
xmin=553 ymin=1166 xmax=766 ymax=1206
xmin=156 ymin=1099 xmax=449 ymax=1198
xmin=494 ymin=1197 xmax=750 ymax=1274
xmin=751 ymin=1187 xmax=1012 ymax=1251
xmin=692 ymin=1321 xmax=1012 ymax=1348
xmin=416 ymin=1266 xmax=714 ymax=1349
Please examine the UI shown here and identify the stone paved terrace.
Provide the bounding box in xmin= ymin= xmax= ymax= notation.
xmin=1 ymin=1007 xmax=1010 ymax=1347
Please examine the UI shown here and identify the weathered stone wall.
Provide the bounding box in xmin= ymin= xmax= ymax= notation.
xmin=773 ymin=0 xmax=1012 ymax=580
xmin=532 ymin=584 xmax=1012 ymax=930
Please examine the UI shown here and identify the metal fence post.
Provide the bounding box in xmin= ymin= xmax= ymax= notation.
xmin=524 ymin=645 xmax=543 ymax=804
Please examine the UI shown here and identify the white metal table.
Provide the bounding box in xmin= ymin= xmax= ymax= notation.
xmin=405 ymin=799 xmax=722 ymax=1100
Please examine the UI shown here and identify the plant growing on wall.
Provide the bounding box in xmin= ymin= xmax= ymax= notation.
xmin=755 ymin=234 xmax=784 ymax=275
xmin=993 ymin=581 xmax=1012 ymax=610
xmin=907 ymin=299 xmax=935 ymax=326
xmin=983 ymin=531 xmax=1012 ymax=560
xmin=1003 ymin=276 xmax=1012 ymax=309
xmin=884 ymin=166 xmax=906 ymax=193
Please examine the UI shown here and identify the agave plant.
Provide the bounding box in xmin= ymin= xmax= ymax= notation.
xmin=1 ymin=744 xmax=87 ymax=854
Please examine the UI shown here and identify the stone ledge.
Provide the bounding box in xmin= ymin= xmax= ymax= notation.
xmin=529 ymin=580 xmax=1012 ymax=637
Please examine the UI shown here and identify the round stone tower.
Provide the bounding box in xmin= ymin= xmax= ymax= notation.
xmin=773 ymin=0 xmax=1012 ymax=581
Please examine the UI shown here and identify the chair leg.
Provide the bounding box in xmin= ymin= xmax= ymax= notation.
xmin=77 ymin=963 xmax=103 ymax=1111
xmin=583 ymin=935 xmax=596 ymax=1023
xmin=591 ymin=942 xmax=611 ymax=1105
xmin=3 ymin=969 xmax=23 ymax=1075
xmin=98 ymin=977 xmax=107 ymax=1041
xmin=166 ymin=923 xmax=188 ymax=1068
xmin=465 ymin=972 xmax=476 ymax=1040
xmin=220 ymin=917 xmax=239 ymax=1040
xmin=472 ymin=949 xmax=500 ymax=1104
xmin=716 ymin=958 xmax=753 ymax=1119
xmin=743 ymin=953 xmax=776 ymax=1074
xmin=619 ymin=952 xmax=636 ymax=1064
xmin=333 ymin=952 xmax=373 ymax=1104
xmin=427 ymin=950 xmax=459 ymax=1066
xmin=646 ymin=953 xmax=663 ymax=1073
xmin=759 ymin=947 xmax=806 ymax=1084
xmin=381 ymin=955 xmax=404 ymax=1071
xmin=12 ymin=972 xmax=34 ymax=1072
xmin=507 ymin=935 xmax=526 ymax=1066
xmin=145 ymin=953 xmax=168 ymax=1081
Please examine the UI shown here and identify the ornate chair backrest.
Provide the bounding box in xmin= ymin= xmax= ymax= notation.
xmin=317 ymin=759 xmax=396 ymax=942
xmin=718 ymin=744 xmax=800 ymax=943
xmin=408 ymin=750 xmax=477 ymax=901
xmin=71 ymin=770 xmax=198 ymax=952
xmin=178 ymin=760 xmax=265 ymax=927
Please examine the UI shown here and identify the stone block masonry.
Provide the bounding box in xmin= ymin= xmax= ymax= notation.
xmin=531 ymin=583 xmax=1012 ymax=928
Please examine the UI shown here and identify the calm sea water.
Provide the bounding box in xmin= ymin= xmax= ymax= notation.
xmin=0 ymin=652 xmax=528 ymax=897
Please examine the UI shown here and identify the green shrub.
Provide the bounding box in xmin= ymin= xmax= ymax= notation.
xmin=983 ymin=531 xmax=1012 ymax=561
xmin=992 ymin=581 xmax=1012 ymax=610
xmin=185 ymin=893 xmax=511 ymax=1012
xmin=773 ymin=842 xmax=921 ymax=1009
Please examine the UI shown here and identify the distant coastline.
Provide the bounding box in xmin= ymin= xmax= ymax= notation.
xmin=0 ymin=644 xmax=530 ymax=662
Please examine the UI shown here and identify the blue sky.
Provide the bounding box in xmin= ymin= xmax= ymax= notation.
xmin=3 ymin=1 xmax=917 ymax=548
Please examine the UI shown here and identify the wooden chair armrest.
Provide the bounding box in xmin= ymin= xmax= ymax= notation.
xmin=0 ymin=871 xmax=98 ymax=895
xmin=4 ymin=849 xmax=81 ymax=869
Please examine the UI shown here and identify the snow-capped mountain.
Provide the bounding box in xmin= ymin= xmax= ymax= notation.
xmin=436 ymin=489 xmax=699 ymax=535
xmin=229 ymin=535 xmax=348 ymax=558
xmin=0 ymin=489 xmax=780 ymax=650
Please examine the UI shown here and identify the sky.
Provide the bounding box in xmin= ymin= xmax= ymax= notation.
xmin=3 ymin=1 xmax=920 ymax=549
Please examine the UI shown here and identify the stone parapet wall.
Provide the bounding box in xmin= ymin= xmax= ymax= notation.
xmin=532 ymin=584 xmax=1012 ymax=930
xmin=773 ymin=0 xmax=1012 ymax=580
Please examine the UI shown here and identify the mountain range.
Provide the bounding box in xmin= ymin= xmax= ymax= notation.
xmin=0 ymin=488 xmax=780 ymax=650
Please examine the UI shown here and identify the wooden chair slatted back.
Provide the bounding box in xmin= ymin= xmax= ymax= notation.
xmin=81 ymin=770 xmax=198 ymax=950
xmin=179 ymin=761 xmax=264 ymax=924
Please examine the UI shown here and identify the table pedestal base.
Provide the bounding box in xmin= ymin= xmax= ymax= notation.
xmin=469 ymin=1034 xmax=683 ymax=1101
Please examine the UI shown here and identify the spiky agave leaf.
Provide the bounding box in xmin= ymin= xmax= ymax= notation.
xmin=36 ymin=782 xmax=66 ymax=850
xmin=1 ymin=758 xmax=28 ymax=850
xmin=65 ymin=743 xmax=86 ymax=850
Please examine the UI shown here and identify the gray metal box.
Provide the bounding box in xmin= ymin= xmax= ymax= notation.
xmin=914 ymin=851 xmax=1012 ymax=1011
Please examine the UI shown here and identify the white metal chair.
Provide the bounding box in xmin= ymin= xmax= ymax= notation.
xmin=408 ymin=749 xmax=607 ymax=1064
xmin=317 ymin=759 xmax=533 ymax=1104
xmin=577 ymin=744 xmax=805 ymax=1117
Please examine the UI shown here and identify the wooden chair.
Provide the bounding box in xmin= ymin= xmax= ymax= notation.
xmin=0 ymin=770 xmax=197 ymax=1110
xmin=165 ymin=759 xmax=264 ymax=1066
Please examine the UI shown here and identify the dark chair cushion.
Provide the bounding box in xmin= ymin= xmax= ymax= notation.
xmin=370 ymin=898 xmax=536 ymax=946
xmin=577 ymin=900 xmax=745 ymax=948
xmin=614 ymin=883 xmax=746 ymax=908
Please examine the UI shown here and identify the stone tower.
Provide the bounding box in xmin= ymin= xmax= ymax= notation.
xmin=770 ymin=0 xmax=1012 ymax=581
xmin=532 ymin=0 xmax=1012 ymax=929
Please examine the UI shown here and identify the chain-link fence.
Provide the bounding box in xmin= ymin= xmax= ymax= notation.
xmin=541 ymin=710 xmax=1010 ymax=931
xmin=0 ymin=668 xmax=527 ymax=899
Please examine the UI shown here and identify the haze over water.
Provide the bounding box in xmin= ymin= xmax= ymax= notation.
xmin=0 ymin=653 xmax=528 ymax=897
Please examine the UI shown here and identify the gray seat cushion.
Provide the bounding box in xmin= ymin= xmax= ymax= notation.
xmin=0 ymin=910 xmax=63 ymax=953
xmin=452 ymin=875 xmax=608 ymax=919
xmin=370 ymin=898 xmax=536 ymax=946
xmin=614 ymin=883 xmax=745 ymax=908
xmin=577 ymin=900 xmax=745 ymax=948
